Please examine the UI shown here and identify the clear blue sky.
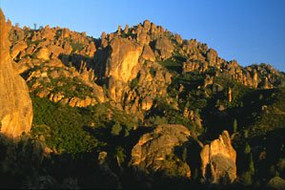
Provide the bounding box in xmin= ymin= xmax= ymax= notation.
xmin=1 ymin=0 xmax=285 ymax=71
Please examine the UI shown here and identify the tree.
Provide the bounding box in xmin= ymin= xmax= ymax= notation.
xmin=111 ymin=122 xmax=122 ymax=136
xmin=115 ymin=146 xmax=126 ymax=166
xmin=244 ymin=142 xmax=251 ymax=154
xmin=233 ymin=119 xmax=238 ymax=133
xmin=241 ymin=142 xmax=255 ymax=186
xmin=241 ymin=171 xmax=252 ymax=186
xmin=248 ymin=153 xmax=255 ymax=175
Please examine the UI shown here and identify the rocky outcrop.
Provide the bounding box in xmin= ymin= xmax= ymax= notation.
xmin=141 ymin=45 xmax=155 ymax=62
xmin=9 ymin=24 xmax=96 ymax=73
xmin=122 ymin=61 xmax=172 ymax=116
xmin=131 ymin=124 xmax=191 ymax=178
xmin=0 ymin=9 xmax=33 ymax=137
xmin=26 ymin=65 xmax=105 ymax=107
xmin=154 ymin=37 xmax=174 ymax=60
xmin=10 ymin=41 xmax=27 ymax=59
xmin=35 ymin=47 xmax=50 ymax=60
xmin=180 ymin=39 xmax=283 ymax=89
xmin=267 ymin=176 xmax=285 ymax=190
xmin=6 ymin=17 xmax=284 ymax=114
xmin=200 ymin=130 xmax=237 ymax=183
xmin=95 ymin=37 xmax=144 ymax=102
xmin=105 ymin=38 xmax=143 ymax=83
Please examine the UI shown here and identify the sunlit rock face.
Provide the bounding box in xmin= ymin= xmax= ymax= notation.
xmin=0 ymin=9 xmax=33 ymax=137
xmin=105 ymin=38 xmax=143 ymax=83
xmin=200 ymin=130 xmax=237 ymax=183
xmin=105 ymin=38 xmax=143 ymax=101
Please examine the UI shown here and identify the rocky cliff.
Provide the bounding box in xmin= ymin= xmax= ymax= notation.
xmin=0 ymin=10 xmax=33 ymax=137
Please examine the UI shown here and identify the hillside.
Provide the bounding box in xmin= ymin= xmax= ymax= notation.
xmin=1 ymin=9 xmax=285 ymax=189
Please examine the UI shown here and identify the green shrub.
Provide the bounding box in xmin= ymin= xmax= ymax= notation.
xmin=244 ymin=143 xmax=251 ymax=154
xmin=71 ymin=42 xmax=84 ymax=53
xmin=233 ymin=119 xmax=238 ymax=133
xmin=150 ymin=67 xmax=156 ymax=78
xmin=111 ymin=122 xmax=122 ymax=136
xmin=130 ymin=78 xmax=139 ymax=89
xmin=114 ymin=146 xmax=126 ymax=165
xmin=241 ymin=171 xmax=253 ymax=186
xmin=159 ymin=55 xmax=185 ymax=74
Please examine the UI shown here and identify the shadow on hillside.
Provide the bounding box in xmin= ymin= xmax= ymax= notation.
xmin=2 ymin=118 xmax=275 ymax=189
xmin=58 ymin=50 xmax=110 ymax=86
xmin=0 ymin=131 xmax=207 ymax=189
xmin=58 ymin=53 xmax=95 ymax=71
xmin=201 ymin=88 xmax=277 ymax=141
xmin=0 ymin=132 xmax=124 ymax=189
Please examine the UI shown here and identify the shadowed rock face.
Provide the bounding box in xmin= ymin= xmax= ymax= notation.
xmin=0 ymin=9 xmax=33 ymax=137
xmin=200 ymin=130 xmax=237 ymax=183
xmin=131 ymin=124 xmax=191 ymax=178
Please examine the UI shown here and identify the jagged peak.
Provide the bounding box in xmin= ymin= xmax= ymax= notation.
xmin=7 ymin=16 xmax=284 ymax=95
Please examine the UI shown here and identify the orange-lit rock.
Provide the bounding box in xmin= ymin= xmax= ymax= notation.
xmin=0 ymin=9 xmax=33 ymax=138
xmin=200 ymin=130 xmax=237 ymax=183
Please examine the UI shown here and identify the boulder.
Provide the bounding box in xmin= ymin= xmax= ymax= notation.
xmin=0 ymin=9 xmax=33 ymax=137
xmin=267 ymin=176 xmax=285 ymax=190
xmin=200 ymin=130 xmax=237 ymax=183
xmin=131 ymin=124 xmax=191 ymax=178
xmin=10 ymin=41 xmax=27 ymax=59
xmin=35 ymin=47 xmax=50 ymax=60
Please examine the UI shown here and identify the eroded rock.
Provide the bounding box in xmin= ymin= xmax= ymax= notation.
xmin=131 ymin=124 xmax=191 ymax=178
xmin=10 ymin=41 xmax=27 ymax=59
xmin=35 ymin=47 xmax=50 ymax=60
xmin=154 ymin=37 xmax=174 ymax=60
xmin=106 ymin=37 xmax=143 ymax=83
xmin=200 ymin=130 xmax=237 ymax=183
xmin=0 ymin=9 xmax=33 ymax=137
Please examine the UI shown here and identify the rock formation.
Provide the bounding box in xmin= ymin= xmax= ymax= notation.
xmin=26 ymin=65 xmax=105 ymax=107
xmin=0 ymin=9 xmax=33 ymax=137
xmin=105 ymin=38 xmax=143 ymax=83
xmin=104 ymin=38 xmax=143 ymax=101
xmin=7 ymin=18 xmax=284 ymax=113
xmin=131 ymin=124 xmax=191 ymax=178
xmin=200 ymin=130 xmax=237 ymax=183
xmin=154 ymin=37 xmax=174 ymax=60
